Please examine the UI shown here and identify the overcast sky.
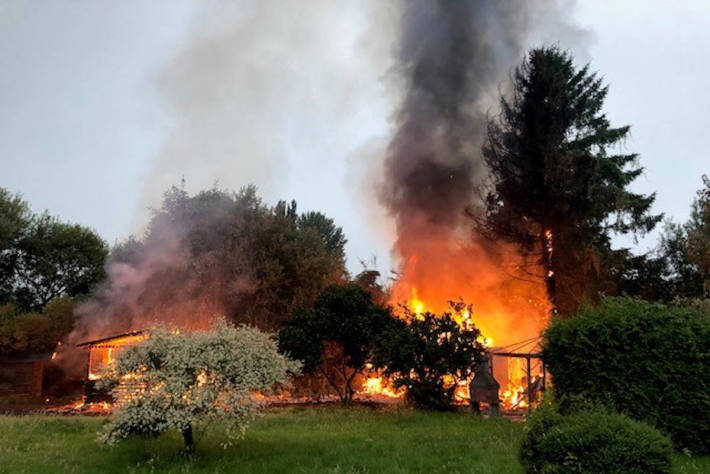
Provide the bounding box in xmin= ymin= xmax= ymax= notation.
xmin=1 ymin=1 xmax=708 ymax=275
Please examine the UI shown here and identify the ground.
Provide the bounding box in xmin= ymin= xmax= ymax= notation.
xmin=0 ymin=406 xmax=707 ymax=473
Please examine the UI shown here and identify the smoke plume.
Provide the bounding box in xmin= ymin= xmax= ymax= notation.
xmin=68 ymin=0 xmax=590 ymax=349
xmin=381 ymin=0 xmax=590 ymax=344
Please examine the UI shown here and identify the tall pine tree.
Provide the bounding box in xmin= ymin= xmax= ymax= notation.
xmin=479 ymin=47 xmax=661 ymax=314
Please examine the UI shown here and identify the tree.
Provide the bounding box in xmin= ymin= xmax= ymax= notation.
xmin=684 ymin=175 xmax=710 ymax=295
xmin=0 ymin=188 xmax=32 ymax=302
xmin=0 ymin=188 xmax=108 ymax=311
xmin=479 ymin=46 xmax=661 ymax=314
xmin=0 ymin=297 xmax=76 ymax=354
xmin=606 ymin=250 xmax=675 ymax=302
xmin=618 ymin=176 xmax=710 ymax=301
xmin=97 ymin=185 xmax=347 ymax=331
xmin=374 ymin=301 xmax=487 ymax=410
xmin=99 ymin=321 xmax=301 ymax=452
xmin=278 ymin=284 xmax=394 ymax=404
xmin=662 ymin=175 xmax=710 ymax=298
xmin=298 ymin=211 xmax=347 ymax=267
xmin=12 ymin=214 xmax=108 ymax=310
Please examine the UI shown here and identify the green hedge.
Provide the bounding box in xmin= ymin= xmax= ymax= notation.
xmin=542 ymin=297 xmax=710 ymax=453
xmin=520 ymin=403 xmax=673 ymax=473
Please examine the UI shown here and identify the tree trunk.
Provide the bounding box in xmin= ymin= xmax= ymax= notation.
xmin=543 ymin=228 xmax=558 ymax=315
xmin=182 ymin=425 xmax=195 ymax=453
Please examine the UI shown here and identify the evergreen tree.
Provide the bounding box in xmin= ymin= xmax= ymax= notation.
xmin=479 ymin=47 xmax=661 ymax=314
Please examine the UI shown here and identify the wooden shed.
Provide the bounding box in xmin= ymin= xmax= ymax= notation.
xmin=76 ymin=330 xmax=147 ymax=403
xmin=0 ymin=351 xmax=53 ymax=398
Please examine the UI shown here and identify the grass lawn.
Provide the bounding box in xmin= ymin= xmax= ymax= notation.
xmin=0 ymin=406 xmax=708 ymax=473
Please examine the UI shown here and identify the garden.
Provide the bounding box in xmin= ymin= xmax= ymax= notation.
xmin=2 ymin=4 xmax=710 ymax=473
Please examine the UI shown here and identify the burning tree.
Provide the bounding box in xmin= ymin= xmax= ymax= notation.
xmin=479 ymin=46 xmax=661 ymax=315
xmin=98 ymin=320 xmax=301 ymax=452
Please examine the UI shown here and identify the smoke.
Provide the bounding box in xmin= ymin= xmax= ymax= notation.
xmin=381 ymin=0 xmax=589 ymax=234
xmin=381 ymin=0 xmax=590 ymax=344
xmin=134 ymin=0 xmax=396 ymax=240
xmin=70 ymin=190 xmax=242 ymax=344
xmin=68 ymin=0 xmax=590 ymax=348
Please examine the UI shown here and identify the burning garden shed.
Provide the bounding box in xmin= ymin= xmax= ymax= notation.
xmin=76 ymin=330 xmax=147 ymax=403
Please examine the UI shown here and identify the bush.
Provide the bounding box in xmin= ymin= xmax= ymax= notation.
xmin=374 ymin=301 xmax=486 ymax=410
xmin=278 ymin=284 xmax=394 ymax=404
xmin=542 ymin=297 xmax=710 ymax=453
xmin=520 ymin=403 xmax=673 ymax=474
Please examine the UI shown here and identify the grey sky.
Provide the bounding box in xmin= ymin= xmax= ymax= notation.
xmin=1 ymin=1 xmax=708 ymax=275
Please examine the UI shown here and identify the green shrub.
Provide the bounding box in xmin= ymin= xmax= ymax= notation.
xmin=374 ymin=301 xmax=487 ymax=410
xmin=542 ymin=297 xmax=710 ymax=453
xmin=520 ymin=403 xmax=673 ymax=473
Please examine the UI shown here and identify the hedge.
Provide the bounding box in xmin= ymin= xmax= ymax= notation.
xmin=542 ymin=297 xmax=710 ymax=453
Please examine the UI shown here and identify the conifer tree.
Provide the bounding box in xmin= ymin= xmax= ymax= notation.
xmin=480 ymin=47 xmax=661 ymax=314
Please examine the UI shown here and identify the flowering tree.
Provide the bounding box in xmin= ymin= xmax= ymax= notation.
xmin=98 ymin=320 xmax=301 ymax=452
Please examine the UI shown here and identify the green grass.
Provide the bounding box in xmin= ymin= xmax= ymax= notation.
xmin=0 ymin=407 xmax=707 ymax=473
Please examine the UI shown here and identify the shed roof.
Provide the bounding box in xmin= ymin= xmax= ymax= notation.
xmin=76 ymin=330 xmax=147 ymax=349
xmin=0 ymin=351 xmax=54 ymax=362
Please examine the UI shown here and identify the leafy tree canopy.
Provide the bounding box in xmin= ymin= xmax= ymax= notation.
xmin=0 ymin=297 xmax=76 ymax=354
xmin=374 ymin=301 xmax=487 ymax=410
xmin=660 ymin=175 xmax=710 ymax=298
xmin=611 ymin=175 xmax=710 ymax=301
xmin=0 ymin=188 xmax=107 ymax=312
xmin=278 ymin=284 xmax=394 ymax=404
xmin=102 ymin=185 xmax=348 ymax=330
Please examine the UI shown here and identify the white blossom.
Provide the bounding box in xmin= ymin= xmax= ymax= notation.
xmin=98 ymin=318 xmax=301 ymax=448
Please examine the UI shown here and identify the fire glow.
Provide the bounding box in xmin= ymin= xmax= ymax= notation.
xmin=361 ymin=233 xmax=551 ymax=410
xmin=373 ymin=282 xmax=547 ymax=410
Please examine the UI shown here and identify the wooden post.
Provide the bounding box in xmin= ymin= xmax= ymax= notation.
xmin=526 ymin=356 xmax=532 ymax=413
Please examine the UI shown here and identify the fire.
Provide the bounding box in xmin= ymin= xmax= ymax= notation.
xmin=373 ymin=277 xmax=547 ymax=410
xmin=86 ymin=333 xmax=147 ymax=380
xmin=409 ymin=288 xmax=426 ymax=316
xmin=362 ymin=377 xmax=405 ymax=399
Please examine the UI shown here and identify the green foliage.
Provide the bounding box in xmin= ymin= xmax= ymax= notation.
xmin=0 ymin=187 xmax=108 ymax=312
xmin=480 ymin=47 xmax=661 ymax=314
xmin=0 ymin=297 xmax=76 ymax=354
xmin=542 ymin=297 xmax=710 ymax=453
xmin=520 ymin=402 xmax=673 ymax=474
xmin=374 ymin=301 xmax=487 ymax=410
xmin=106 ymin=185 xmax=347 ymax=330
xmin=12 ymin=214 xmax=107 ymax=310
xmin=99 ymin=321 xmax=301 ymax=451
xmin=649 ymin=176 xmax=710 ymax=299
xmin=297 ymin=211 xmax=347 ymax=267
xmin=278 ymin=284 xmax=393 ymax=404
xmin=0 ymin=188 xmax=32 ymax=302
